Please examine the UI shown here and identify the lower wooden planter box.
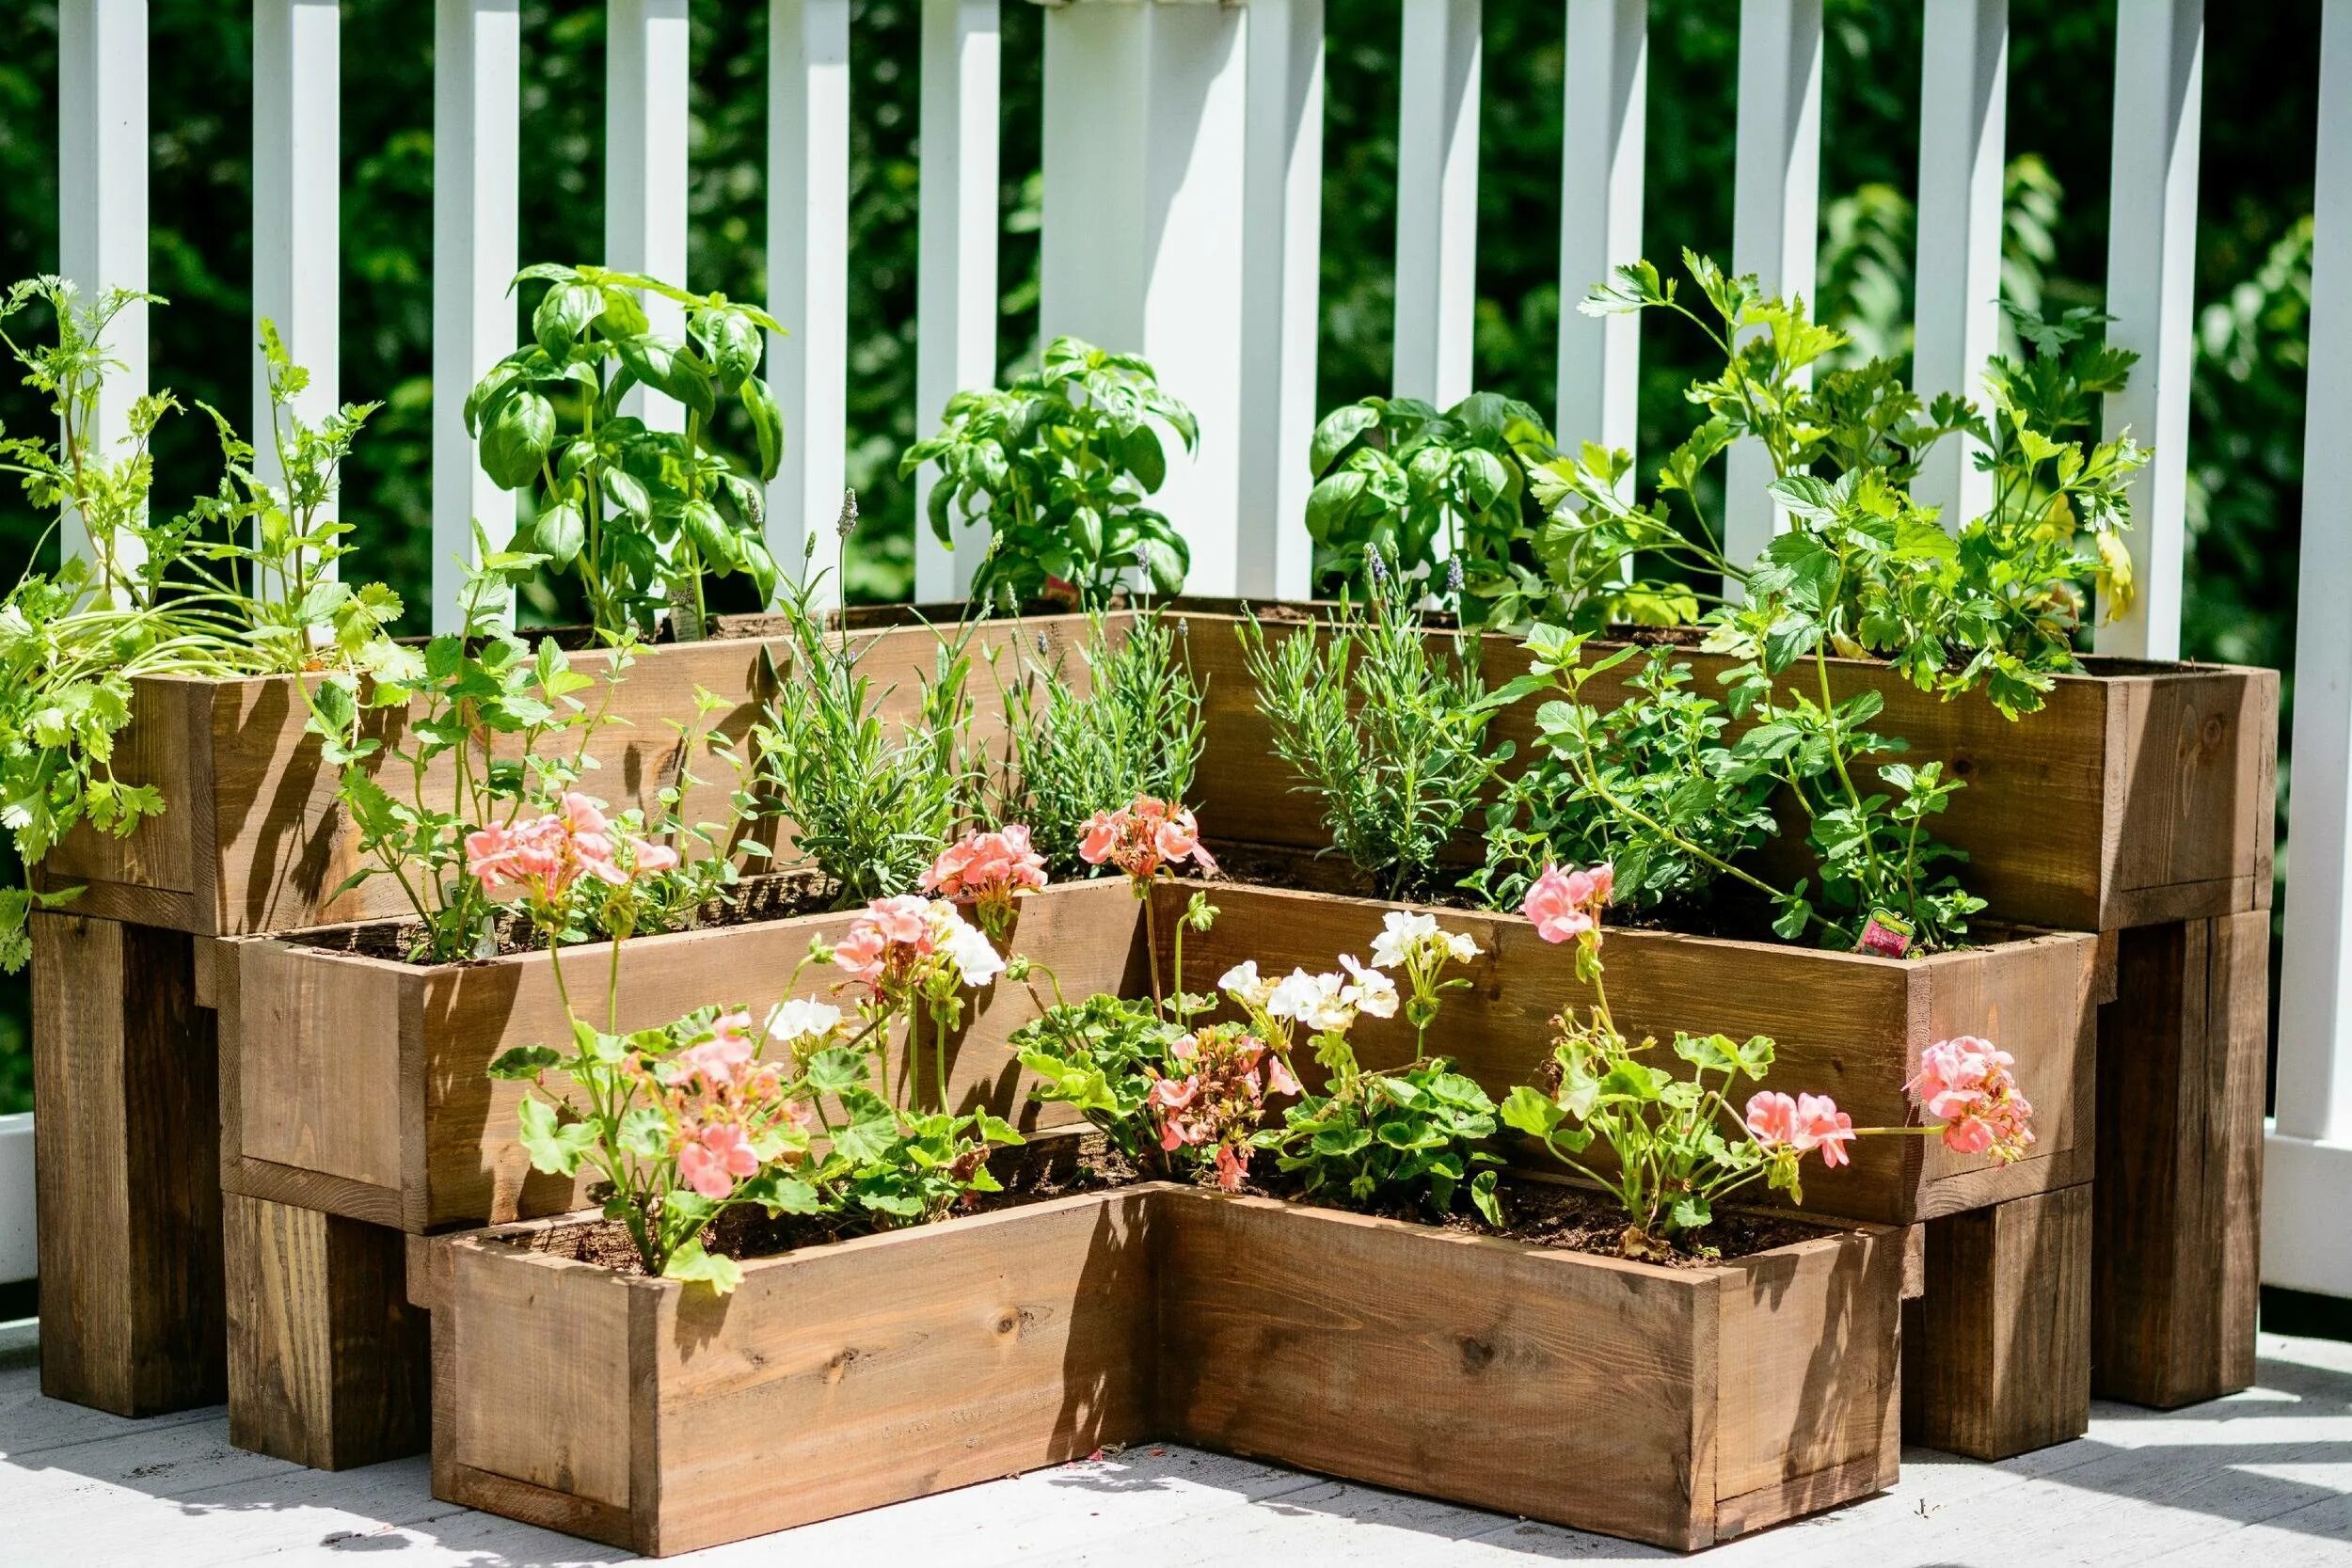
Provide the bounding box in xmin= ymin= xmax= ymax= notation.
xmin=413 ymin=1183 xmax=1904 ymax=1556
xmin=1161 ymin=879 xmax=2106 ymax=1227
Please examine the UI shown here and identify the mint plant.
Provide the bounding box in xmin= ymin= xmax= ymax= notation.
xmin=468 ymin=262 xmax=787 ymax=640
xmin=1240 ymin=552 xmax=1511 ymax=900
xmin=901 ymin=336 xmax=1199 ymax=608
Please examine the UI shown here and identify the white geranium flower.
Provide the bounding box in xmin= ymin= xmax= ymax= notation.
xmin=939 ymin=916 xmax=1007 ymax=988
xmin=1220 ymin=959 xmax=1277 ymax=1010
xmin=1268 ymin=967 xmax=1359 ymax=1032
xmin=1444 ymin=929 xmax=1482 ymax=963
xmin=1372 ymin=910 xmax=1438 ymax=971
xmin=1339 ymin=954 xmax=1400 ymax=1020
xmin=765 ymin=996 xmax=844 ymax=1045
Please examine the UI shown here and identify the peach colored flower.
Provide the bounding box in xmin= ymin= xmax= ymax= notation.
xmin=1077 ymin=795 xmax=1217 ymax=884
xmin=1745 ymin=1090 xmax=1802 ymax=1149
xmin=676 ymin=1121 xmax=758 ymax=1199
xmin=1795 ymin=1093 xmax=1855 ymax=1169
xmin=921 ymin=826 xmax=1049 ymax=931
xmin=1523 ymin=863 xmax=1603 ymax=944
xmin=832 ymin=924 xmax=889 ymax=986
xmin=1907 ymin=1036 xmax=2035 ymax=1164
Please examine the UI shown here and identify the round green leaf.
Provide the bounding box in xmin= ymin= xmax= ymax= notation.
xmin=480 ymin=391 xmax=556 ymax=489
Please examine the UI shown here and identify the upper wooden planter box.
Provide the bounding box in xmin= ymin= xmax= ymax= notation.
xmin=1158 ymin=879 xmax=2105 ymax=1227
xmin=218 ymin=876 xmax=1145 ymax=1233
xmin=417 ymin=1182 xmax=1902 ymax=1555
xmin=42 ymin=612 xmax=1097 ymax=940
xmin=1168 ymin=603 xmax=2277 ymax=936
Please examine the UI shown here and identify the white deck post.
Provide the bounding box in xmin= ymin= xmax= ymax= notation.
xmin=607 ymin=0 xmax=691 ymax=434
xmin=1723 ymin=0 xmax=1821 ymax=586
xmin=2268 ymin=0 xmax=2352 ymax=1302
xmin=1039 ymin=0 xmax=1249 ymax=596
xmin=431 ymin=0 xmax=520 ymax=630
xmin=57 ymin=0 xmax=150 ymax=593
xmin=2096 ymin=0 xmax=2201 ymax=659
xmin=1236 ymin=0 xmax=1322 ymax=598
xmin=913 ymin=0 xmax=1002 ymax=604
xmin=1554 ymin=0 xmax=1645 ymax=460
xmin=1913 ymin=0 xmax=2006 ymax=531
xmin=769 ymin=0 xmax=850 ymax=604
xmin=1391 ymin=0 xmax=1480 ymax=411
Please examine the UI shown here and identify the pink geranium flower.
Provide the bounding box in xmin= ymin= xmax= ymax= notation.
xmin=1907 ymin=1036 xmax=2035 ymax=1164
xmin=1523 ymin=862 xmax=1613 ymax=945
xmin=1795 ymin=1093 xmax=1855 ymax=1168
xmin=466 ymin=791 xmax=683 ymax=905
xmin=1078 ymin=795 xmax=1218 ymax=885
xmin=676 ymin=1121 xmax=759 ymax=1199
xmin=921 ymin=825 xmax=1049 ymax=933
xmin=1745 ymin=1090 xmax=1802 ymax=1149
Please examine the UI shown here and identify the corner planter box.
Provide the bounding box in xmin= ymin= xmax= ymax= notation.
xmin=41 ymin=612 xmax=1100 ymax=939
xmin=1167 ymin=604 xmax=2276 ymax=934
xmin=1160 ymin=879 xmax=2103 ymax=1227
xmin=416 ymin=1183 xmax=1901 ymax=1555
xmin=218 ymin=875 xmax=1148 ymax=1231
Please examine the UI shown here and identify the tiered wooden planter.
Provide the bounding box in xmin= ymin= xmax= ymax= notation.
xmin=1170 ymin=604 xmax=2278 ymax=1416
xmin=411 ymin=1183 xmax=1905 ymax=1556
xmin=24 ymin=610 xmax=1092 ymax=1419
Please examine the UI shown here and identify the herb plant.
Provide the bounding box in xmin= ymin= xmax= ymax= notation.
xmin=467 ymin=263 xmax=787 ymax=640
xmin=1240 ymin=553 xmax=1511 ymax=900
xmin=994 ymin=610 xmax=1203 ymax=877
xmin=901 ymin=336 xmax=1199 ymax=608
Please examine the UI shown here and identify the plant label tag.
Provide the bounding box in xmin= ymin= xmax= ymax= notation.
xmin=1857 ymin=910 xmax=1915 ymax=959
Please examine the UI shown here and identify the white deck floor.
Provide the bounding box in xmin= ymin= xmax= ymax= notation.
xmin=5 ymin=1323 xmax=2351 ymax=1566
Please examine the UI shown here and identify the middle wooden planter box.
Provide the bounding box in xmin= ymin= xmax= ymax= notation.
xmin=414 ymin=1183 xmax=1904 ymax=1556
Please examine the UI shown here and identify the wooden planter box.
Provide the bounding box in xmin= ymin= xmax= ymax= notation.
xmin=43 ymin=612 xmax=1097 ymax=939
xmin=217 ymin=875 xmax=1148 ymax=1232
xmin=415 ymin=1183 xmax=1902 ymax=1555
xmin=1167 ymin=604 xmax=2276 ymax=935
xmin=1158 ymin=879 xmax=2104 ymax=1227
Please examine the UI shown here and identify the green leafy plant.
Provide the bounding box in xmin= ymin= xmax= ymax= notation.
xmin=901 ymin=336 xmax=1199 ymax=609
xmin=1469 ymin=645 xmax=1779 ymax=916
xmin=993 ymin=609 xmax=1203 ymax=877
xmin=1240 ymin=553 xmax=1511 ymax=900
xmin=1305 ymin=390 xmax=1558 ymax=626
xmin=750 ymin=570 xmax=977 ymax=907
xmin=467 ymin=262 xmax=787 ymax=640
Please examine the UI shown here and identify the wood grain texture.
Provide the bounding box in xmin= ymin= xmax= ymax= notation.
xmin=1161 ymin=879 xmax=2099 ymax=1226
xmin=430 ymin=1186 xmax=1897 ymax=1556
xmin=29 ymin=913 xmax=224 ymax=1416
xmin=223 ymin=1192 xmax=430 ymax=1469
xmin=1903 ymin=1182 xmax=2093 ymax=1460
xmin=2093 ymin=911 xmax=2268 ymax=1407
xmin=224 ymin=876 xmax=1148 ymax=1233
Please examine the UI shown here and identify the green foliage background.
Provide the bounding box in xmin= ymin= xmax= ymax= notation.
xmin=0 ymin=1 xmax=2320 ymax=1113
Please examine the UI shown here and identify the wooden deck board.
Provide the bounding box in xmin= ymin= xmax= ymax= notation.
xmin=0 ymin=1329 xmax=2346 ymax=1564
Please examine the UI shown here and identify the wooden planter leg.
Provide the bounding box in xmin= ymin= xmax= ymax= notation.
xmin=224 ymin=1194 xmax=430 ymax=1469
xmin=2093 ymin=911 xmax=2267 ymax=1408
xmin=1903 ymin=1183 xmax=2093 ymax=1460
xmin=30 ymin=912 xmax=226 ymax=1415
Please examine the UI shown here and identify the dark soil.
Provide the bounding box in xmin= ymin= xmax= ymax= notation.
xmin=294 ymin=867 xmax=843 ymax=964
xmin=500 ymin=1132 xmax=1831 ymax=1279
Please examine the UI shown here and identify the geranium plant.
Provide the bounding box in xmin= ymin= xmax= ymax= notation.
xmin=901 ymin=336 xmax=1199 ymax=609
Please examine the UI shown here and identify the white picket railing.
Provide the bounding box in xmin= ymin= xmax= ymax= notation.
xmin=21 ymin=0 xmax=2351 ymax=1299
xmin=0 ymin=1115 xmax=28 ymax=1290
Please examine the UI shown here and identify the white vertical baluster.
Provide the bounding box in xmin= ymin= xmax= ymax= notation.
xmin=1913 ymin=0 xmax=2006 ymax=531
xmin=57 ymin=0 xmax=150 ymax=594
xmin=431 ymin=0 xmax=521 ymax=631
xmin=252 ymin=0 xmax=341 ymax=592
xmin=913 ymin=0 xmax=1002 ymax=605
xmin=607 ymin=0 xmax=691 ymax=433
xmin=1392 ymin=0 xmax=1481 ymax=409
xmin=2097 ymin=0 xmax=2201 ymax=659
xmin=2268 ymin=0 xmax=2352 ymax=1302
xmin=1554 ymin=0 xmax=1646 ymax=459
xmin=1237 ymin=0 xmax=1323 ymax=599
xmin=1041 ymin=0 xmax=1248 ymax=596
xmin=769 ymin=0 xmax=850 ymax=604
xmin=1723 ymin=0 xmax=1821 ymax=583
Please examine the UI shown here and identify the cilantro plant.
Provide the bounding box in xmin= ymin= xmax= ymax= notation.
xmin=901 ymin=336 xmax=1199 ymax=608
xmin=1239 ymin=552 xmax=1511 ymax=900
xmin=1305 ymin=390 xmax=1558 ymax=625
xmin=467 ymin=263 xmax=787 ymax=640
xmin=993 ymin=609 xmax=1203 ymax=878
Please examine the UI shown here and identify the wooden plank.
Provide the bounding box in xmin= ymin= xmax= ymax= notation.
xmin=1236 ymin=0 xmax=1323 ymax=600
xmin=430 ymin=0 xmax=520 ymax=630
xmin=29 ymin=913 xmax=224 ymax=1415
xmin=1912 ymin=0 xmax=2006 ymax=530
xmin=913 ymin=0 xmax=1002 ymax=602
xmin=223 ymin=1193 xmax=430 ymax=1469
xmin=2093 ymin=911 xmax=2265 ymax=1406
xmin=1903 ymin=1182 xmax=2092 ymax=1459
xmin=1554 ymin=0 xmax=1646 ymax=460
xmin=769 ymin=0 xmax=852 ymax=605
xmin=1169 ymin=879 xmax=2097 ymax=1226
xmin=56 ymin=0 xmax=150 ymax=587
xmin=235 ymin=940 xmax=412 ymax=1195
xmin=2096 ymin=0 xmax=2201 ymax=658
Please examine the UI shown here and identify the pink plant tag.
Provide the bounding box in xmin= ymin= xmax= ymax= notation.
xmin=1857 ymin=910 xmax=1915 ymax=958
